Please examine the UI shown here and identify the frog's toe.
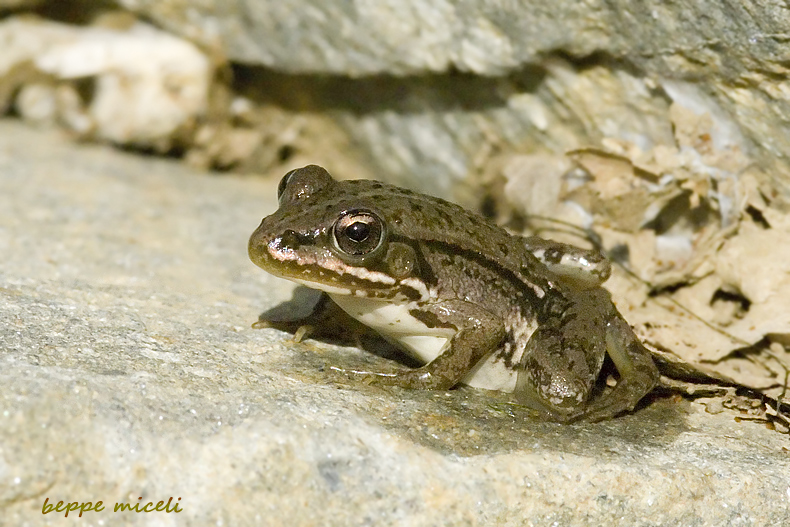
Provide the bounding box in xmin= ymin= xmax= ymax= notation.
xmin=513 ymin=373 xmax=587 ymax=422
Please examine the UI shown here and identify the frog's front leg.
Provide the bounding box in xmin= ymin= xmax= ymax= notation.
xmin=515 ymin=288 xmax=658 ymax=422
xmin=344 ymin=300 xmax=506 ymax=390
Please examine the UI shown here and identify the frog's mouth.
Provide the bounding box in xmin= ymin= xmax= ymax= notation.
xmin=250 ymin=229 xmax=403 ymax=299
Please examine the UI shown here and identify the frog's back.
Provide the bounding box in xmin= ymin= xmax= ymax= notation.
xmin=333 ymin=179 xmax=545 ymax=278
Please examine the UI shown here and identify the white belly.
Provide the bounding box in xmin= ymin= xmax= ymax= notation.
xmin=328 ymin=294 xmax=521 ymax=393
xmin=460 ymin=354 xmax=519 ymax=392
xmin=329 ymin=294 xmax=453 ymax=363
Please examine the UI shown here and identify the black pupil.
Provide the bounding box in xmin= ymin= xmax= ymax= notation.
xmin=346 ymin=221 xmax=370 ymax=242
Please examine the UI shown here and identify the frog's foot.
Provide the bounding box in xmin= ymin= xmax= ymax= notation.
xmin=253 ymin=319 xmax=315 ymax=342
xmin=256 ymin=289 xmax=387 ymax=348
xmin=511 ymin=389 xmax=585 ymax=423
xmin=253 ymin=287 xmax=327 ymax=331
xmin=512 ymin=363 xmax=589 ymax=423
xmin=292 ymin=325 xmax=312 ymax=343
xmin=577 ymin=318 xmax=659 ymax=422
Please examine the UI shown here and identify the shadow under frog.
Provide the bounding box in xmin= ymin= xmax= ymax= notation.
xmin=256 ymin=287 xmax=790 ymax=457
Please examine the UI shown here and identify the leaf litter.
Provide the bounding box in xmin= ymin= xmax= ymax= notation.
xmin=488 ymin=102 xmax=790 ymax=433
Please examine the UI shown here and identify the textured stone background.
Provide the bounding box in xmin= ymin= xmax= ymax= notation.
xmin=114 ymin=0 xmax=790 ymax=196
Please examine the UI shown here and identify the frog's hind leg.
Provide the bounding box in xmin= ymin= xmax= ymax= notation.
xmin=513 ymin=330 xmax=590 ymax=423
xmin=580 ymin=316 xmax=660 ymax=422
xmin=514 ymin=316 xmax=607 ymax=423
xmin=513 ymin=288 xmax=658 ymax=423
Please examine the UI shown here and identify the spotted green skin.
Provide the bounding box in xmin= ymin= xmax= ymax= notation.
xmin=249 ymin=165 xmax=658 ymax=422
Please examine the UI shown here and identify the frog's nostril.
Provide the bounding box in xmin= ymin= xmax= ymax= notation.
xmin=278 ymin=230 xmax=302 ymax=250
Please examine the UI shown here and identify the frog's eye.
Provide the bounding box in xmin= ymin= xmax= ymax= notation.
xmin=333 ymin=210 xmax=385 ymax=257
xmin=277 ymin=165 xmax=334 ymax=206
xmin=277 ymin=170 xmax=297 ymax=201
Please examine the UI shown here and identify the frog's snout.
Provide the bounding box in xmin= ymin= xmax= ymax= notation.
xmin=248 ymin=222 xmax=271 ymax=269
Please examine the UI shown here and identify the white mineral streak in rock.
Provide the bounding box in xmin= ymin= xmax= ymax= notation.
xmin=0 ymin=17 xmax=210 ymax=148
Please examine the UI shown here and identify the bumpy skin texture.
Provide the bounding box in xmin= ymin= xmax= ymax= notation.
xmin=249 ymin=165 xmax=659 ymax=422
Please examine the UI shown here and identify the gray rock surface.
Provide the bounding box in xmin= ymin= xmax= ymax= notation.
xmin=115 ymin=0 xmax=788 ymax=78
xmin=1 ymin=120 xmax=789 ymax=525
xmin=110 ymin=0 xmax=790 ymax=198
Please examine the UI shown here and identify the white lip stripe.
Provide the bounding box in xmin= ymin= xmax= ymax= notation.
xmin=268 ymin=243 xmax=396 ymax=285
xmin=399 ymin=277 xmax=434 ymax=301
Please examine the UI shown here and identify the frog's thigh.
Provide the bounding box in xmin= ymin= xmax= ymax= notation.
xmin=514 ymin=323 xmax=603 ymax=422
xmin=580 ymin=316 xmax=659 ymax=422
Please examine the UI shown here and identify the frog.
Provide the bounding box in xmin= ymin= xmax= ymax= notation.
xmin=248 ymin=165 xmax=659 ymax=422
